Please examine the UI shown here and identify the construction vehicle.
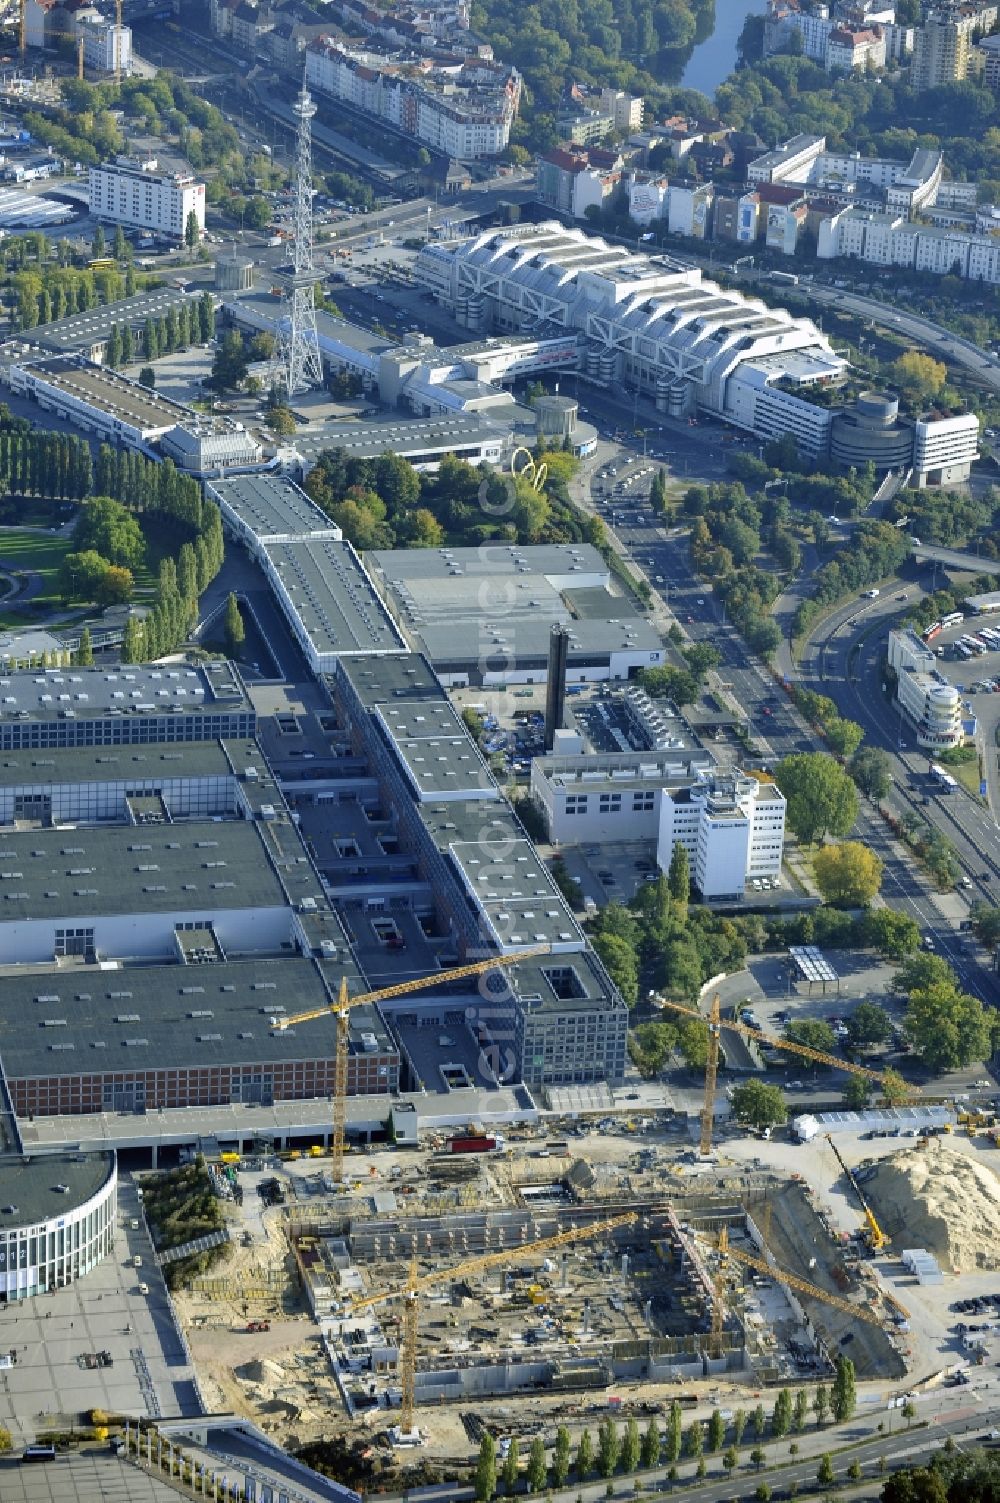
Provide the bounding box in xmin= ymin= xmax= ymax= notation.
xmin=270 ymin=947 xmax=548 ymax=1185
xmin=715 ymin=1225 xmax=894 ymax=1333
xmin=348 ymin=1212 xmax=636 ymax=1440
xmin=824 ymin=1134 xmax=888 ymax=1251
xmin=658 ymin=996 xmax=910 ymax=1157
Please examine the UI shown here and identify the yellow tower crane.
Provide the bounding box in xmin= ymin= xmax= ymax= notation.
xmin=716 ymin=1224 xmax=894 ymax=1331
xmin=658 ymin=997 xmax=910 ymax=1157
xmin=348 ymin=1212 xmax=638 ymax=1439
xmin=271 ymin=947 xmax=549 ymax=1185
xmin=17 ymin=5 xmax=85 ymax=79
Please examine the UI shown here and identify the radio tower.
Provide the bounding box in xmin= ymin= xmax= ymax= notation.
xmin=270 ymin=73 xmax=323 ymax=399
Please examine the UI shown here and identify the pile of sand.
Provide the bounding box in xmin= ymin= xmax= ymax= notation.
xmin=866 ymin=1140 xmax=1000 ymax=1271
xmin=234 ymin=1357 xmax=286 ymax=1387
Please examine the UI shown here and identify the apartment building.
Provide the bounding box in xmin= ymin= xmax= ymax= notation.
xmin=911 ymin=3 xmax=997 ymax=88
xmin=306 ymin=39 xmax=521 ymax=158
xmin=817 ymin=202 xmax=1000 ymax=284
xmin=88 ymin=161 xmax=205 ymax=241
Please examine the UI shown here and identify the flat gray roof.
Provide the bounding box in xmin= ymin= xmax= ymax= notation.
xmin=0 ymin=818 xmax=285 ymax=922
xmin=369 ymin=543 xmax=660 ymax=667
xmin=0 ymin=956 xmax=392 ymax=1081
xmin=0 ymin=738 xmax=243 ymax=787
xmin=29 ymin=286 xmax=201 ymax=352
xmin=0 ymin=1151 xmax=114 ymax=1228
xmin=335 ymin=652 xmax=444 ymax=708
xmin=375 ymin=697 xmax=496 ymax=799
xmin=264 ymin=538 xmax=404 ymax=657
xmin=0 ymin=661 xmax=251 ymax=722
xmin=20 ymin=357 xmax=197 ymax=435
xmin=208 ymin=472 xmax=336 ymax=541
xmin=289 ymin=413 xmax=506 ymax=464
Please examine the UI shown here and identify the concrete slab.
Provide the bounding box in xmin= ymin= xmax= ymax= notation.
xmin=0 ymin=1450 xmax=182 ymax=1502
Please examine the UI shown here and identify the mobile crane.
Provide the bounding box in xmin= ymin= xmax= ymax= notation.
xmin=716 ymin=1224 xmax=894 ymax=1331
xmin=824 ymin=1133 xmax=888 ymax=1251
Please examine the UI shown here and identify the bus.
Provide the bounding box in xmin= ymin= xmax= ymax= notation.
xmin=924 ymin=623 xmax=942 ymax=642
xmin=87 ymin=256 xmax=116 ymax=271
xmin=21 ymin=1444 xmax=56 ymax=1463
xmin=930 ymin=763 xmax=958 ymax=793
xmin=941 ymin=612 xmax=964 ymax=629
xmin=770 ymin=271 xmax=800 ymax=285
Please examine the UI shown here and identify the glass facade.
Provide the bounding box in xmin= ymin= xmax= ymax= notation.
xmin=0 ymin=1161 xmax=116 ymax=1301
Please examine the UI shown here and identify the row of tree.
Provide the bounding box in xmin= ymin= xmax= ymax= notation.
xmin=474 ymin=1362 xmax=856 ymax=1498
xmin=102 ymin=294 xmax=215 ymax=370
xmin=792 ymin=522 xmax=911 ymax=641
xmin=121 ymin=513 xmax=225 ymax=663
xmin=0 ymin=414 xmax=94 ymax=500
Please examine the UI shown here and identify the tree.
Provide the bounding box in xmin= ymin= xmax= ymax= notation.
xmin=970 ymin=902 xmax=1000 ymax=951
xmin=0 ymin=1425 xmax=11 ymax=1453
xmin=553 ymin=1427 xmax=571 ymax=1486
xmin=785 ymin=1018 xmax=837 ymax=1067
xmin=185 ymin=209 xmax=201 ymax=251
xmin=121 ymin=615 xmax=143 ymax=664
xmin=138 ymin=365 xmax=156 ymax=389
xmin=77 ymin=496 xmax=145 ymax=569
xmin=501 ymin=1437 xmax=519 ymax=1494
xmin=848 ymin=1461 xmax=862 ymax=1484
xmin=772 ymin=1388 xmax=792 ymax=1439
xmin=755 ymin=1486 xmax=772 ymax=1503
xmin=224 ymin=592 xmax=245 ymax=658
xmin=774 ymin=753 xmax=859 ymax=845
xmin=817 ymin=1454 xmax=835 ymax=1489
xmin=641 ymin=1418 xmax=660 ymax=1470
xmin=845 ymin=1001 xmax=891 ymax=1051
xmin=813 ymin=842 xmax=883 ymax=907
xmin=665 ymin=1402 xmax=682 ymax=1463
xmin=901 ymin=1400 xmax=916 ymax=1427
xmin=707 ymin=1410 xmax=725 ymax=1453
xmin=598 ymin=1419 xmax=621 ymax=1478
xmin=860 ymin=908 xmax=921 ymax=961
xmin=683 ymin=1421 xmax=703 ymax=1459
xmin=750 ymin=1447 xmax=766 ymax=1472
xmin=904 ymin=983 xmax=992 ymax=1072
xmin=813 ymin=1387 xmax=829 ymax=1428
xmin=730 ymin=1079 xmax=787 ymax=1132
xmin=850 ymin=746 xmax=892 ymax=802
xmin=622 ymin=1418 xmax=641 ymax=1474
xmin=576 ymin=1428 xmax=593 ymax=1480
xmin=842 ymin=1075 xmax=871 ymax=1110
xmin=733 ymin=1409 xmax=747 ymax=1445
xmin=831 ymin=1355 xmax=856 ymax=1423
xmin=668 ymin=841 xmax=690 ymax=907
xmin=527 ymin=1436 xmax=547 ymax=1493
xmin=265 ymin=404 xmax=297 ymax=436
xmin=892 ymin=351 xmax=946 ymax=406
xmin=752 ymin=1404 xmax=766 ymax=1439
xmin=92 ymin=223 xmax=105 ymax=259
xmin=74 ymin=626 xmax=93 ymax=667
xmin=792 ymin=1390 xmax=808 ymax=1432
xmin=723 ymin=1445 xmax=738 ymax=1473
xmin=475 ymin=1434 xmax=497 ymax=1501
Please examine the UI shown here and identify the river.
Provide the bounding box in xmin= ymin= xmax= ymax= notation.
xmin=678 ymin=0 xmax=766 ymax=98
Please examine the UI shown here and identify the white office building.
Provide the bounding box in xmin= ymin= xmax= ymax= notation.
xmin=88 ymin=162 xmax=205 ymax=242
xmin=530 ymin=753 xmax=785 ymax=899
xmin=887 ymin=629 xmax=964 ymax=750
xmin=913 ymin=412 xmax=980 ymax=486
xmin=79 ymin=18 xmax=131 ymax=74
xmin=416 ymin=223 xmax=846 ymax=453
xmin=657 ymin=774 xmax=786 ymax=900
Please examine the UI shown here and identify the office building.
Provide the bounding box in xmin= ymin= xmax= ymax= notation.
xmin=88 ymin=161 xmax=205 ymax=242
xmin=79 ymin=18 xmax=131 ymax=74
xmin=415 ymin=223 xmax=846 ymax=455
xmin=913 ymin=411 xmax=980 ymax=486
xmin=657 ymin=774 xmax=787 ymax=901
xmin=530 ymin=748 xmax=715 ymax=845
xmin=887 ymin=629 xmax=964 ymax=749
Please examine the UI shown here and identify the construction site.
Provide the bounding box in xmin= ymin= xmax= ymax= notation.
xmin=166 ymin=1120 xmax=913 ymax=1469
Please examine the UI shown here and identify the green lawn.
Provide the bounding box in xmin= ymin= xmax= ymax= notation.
xmin=0 ymin=529 xmax=73 ymax=608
